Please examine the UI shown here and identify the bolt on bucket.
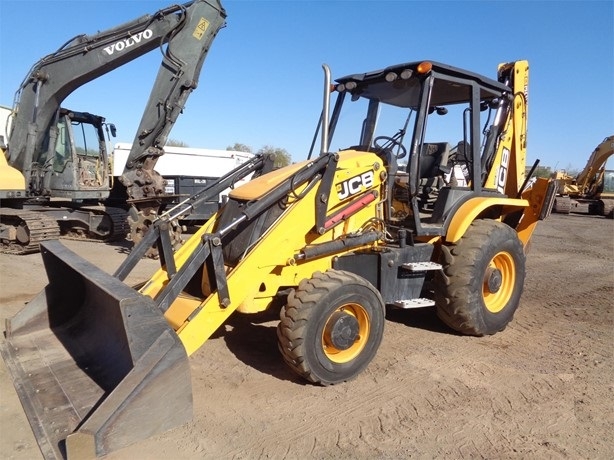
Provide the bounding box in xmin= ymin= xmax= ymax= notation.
xmin=0 ymin=240 xmax=192 ymax=459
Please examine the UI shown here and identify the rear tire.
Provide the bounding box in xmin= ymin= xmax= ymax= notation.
xmin=434 ymin=220 xmax=526 ymax=336
xmin=277 ymin=270 xmax=385 ymax=385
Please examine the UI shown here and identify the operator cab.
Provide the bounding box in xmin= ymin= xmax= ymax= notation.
xmin=41 ymin=108 xmax=113 ymax=199
xmin=321 ymin=60 xmax=512 ymax=238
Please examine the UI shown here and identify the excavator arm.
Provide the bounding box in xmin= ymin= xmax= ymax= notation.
xmin=575 ymin=135 xmax=614 ymax=196
xmin=7 ymin=0 xmax=226 ymax=200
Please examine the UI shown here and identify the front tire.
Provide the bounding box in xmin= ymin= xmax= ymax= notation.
xmin=277 ymin=270 xmax=385 ymax=385
xmin=434 ymin=220 xmax=526 ymax=336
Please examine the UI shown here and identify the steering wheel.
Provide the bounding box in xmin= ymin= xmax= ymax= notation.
xmin=373 ymin=136 xmax=407 ymax=159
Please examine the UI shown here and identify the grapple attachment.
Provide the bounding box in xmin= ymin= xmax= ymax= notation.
xmin=0 ymin=240 xmax=192 ymax=459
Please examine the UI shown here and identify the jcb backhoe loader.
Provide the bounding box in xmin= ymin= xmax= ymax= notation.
xmin=0 ymin=59 xmax=556 ymax=459
xmin=0 ymin=0 xmax=226 ymax=254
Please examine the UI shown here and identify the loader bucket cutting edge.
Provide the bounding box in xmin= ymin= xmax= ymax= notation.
xmin=0 ymin=240 xmax=192 ymax=460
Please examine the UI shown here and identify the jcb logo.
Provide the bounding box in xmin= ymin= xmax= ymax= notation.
xmin=336 ymin=171 xmax=374 ymax=200
xmin=497 ymin=147 xmax=511 ymax=194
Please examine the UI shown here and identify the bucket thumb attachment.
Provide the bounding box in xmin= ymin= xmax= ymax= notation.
xmin=0 ymin=240 xmax=192 ymax=459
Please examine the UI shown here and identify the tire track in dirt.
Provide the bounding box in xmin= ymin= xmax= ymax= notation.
xmin=4 ymin=214 xmax=613 ymax=460
xmin=96 ymin=215 xmax=614 ymax=459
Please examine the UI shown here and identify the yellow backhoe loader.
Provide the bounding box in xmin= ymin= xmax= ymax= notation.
xmin=0 ymin=59 xmax=556 ymax=459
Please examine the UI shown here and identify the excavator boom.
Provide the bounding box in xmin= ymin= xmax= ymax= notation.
xmin=575 ymin=135 xmax=614 ymax=195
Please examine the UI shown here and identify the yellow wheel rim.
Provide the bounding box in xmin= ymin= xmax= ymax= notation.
xmin=322 ymin=303 xmax=370 ymax=364
xmin=483 ymin=251 xmax=515 ymax=313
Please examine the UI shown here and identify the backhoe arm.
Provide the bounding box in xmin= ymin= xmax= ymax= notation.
xmin=483 ymin=60 xmax=529 ymax=196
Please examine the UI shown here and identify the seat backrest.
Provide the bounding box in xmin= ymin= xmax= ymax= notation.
xmin=412 ymin=142 xmax=451 ymax=178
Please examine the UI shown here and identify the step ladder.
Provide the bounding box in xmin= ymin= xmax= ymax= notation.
xmin=401 ymin=261 xmax=442 ymax=272
xmin=392 ymin=298 xmax=436 ymax=309
xmin=392 ymin=261 xmax=442 ymax=309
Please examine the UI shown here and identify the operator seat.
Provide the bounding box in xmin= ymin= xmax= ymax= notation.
xmin=414 ymin=142 xmax=451 ymax=178
xmin=412 ymin=142 xmax=451 ymax=213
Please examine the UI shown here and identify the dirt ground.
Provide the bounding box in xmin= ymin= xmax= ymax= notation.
xmin=1 ymin=213 xmax=612 ymax=460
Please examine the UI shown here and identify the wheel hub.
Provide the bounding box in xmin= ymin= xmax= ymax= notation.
xmin=324 ymin=311 xmax=360 ymax=350
xmin=485 ymin=267 xmax=503 ymax=293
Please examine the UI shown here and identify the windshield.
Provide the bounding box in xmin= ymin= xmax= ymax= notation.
xmin=602 ymin=170 xmax=614 ymax=194
xmin=72 ymin=119 xmax=102 ymax=158
xmin=52 ymin=114 xmax=103 ymax=173
xmin=328 ymin=75 xmax=480 ymax=171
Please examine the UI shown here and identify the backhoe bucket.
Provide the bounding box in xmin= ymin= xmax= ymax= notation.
xmin=0 ymin=240 xmax=192 ymax=459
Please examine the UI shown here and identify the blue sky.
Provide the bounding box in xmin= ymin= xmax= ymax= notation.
xmin=1 ymin=0 xmax=612 ymax=170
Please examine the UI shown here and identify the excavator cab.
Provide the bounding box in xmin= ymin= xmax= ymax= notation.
xmin=47 ymin=109 xmax=111 ymax=197
xmin=602 ymin=168 xmax=614 ymax=195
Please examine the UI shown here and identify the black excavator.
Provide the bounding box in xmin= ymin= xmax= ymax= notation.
xmin=0 ymin=0 xmax=226 ymax=254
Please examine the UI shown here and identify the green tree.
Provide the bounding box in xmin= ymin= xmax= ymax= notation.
xmin=562 ymin=163 xmax=580 ymax=178
xmin=227 ymin=143 xmax=253 ymax=153
xmin=532 ymin=165 xmax=552 ymax=179
xmin=166 ymin=139 xmax=189 ymax=147
xmin=257 ymin=145 xmax=291 ymax=168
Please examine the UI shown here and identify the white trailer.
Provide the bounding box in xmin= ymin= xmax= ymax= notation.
xmin=0 ymin=105 xmax=13 ymax=146
xmin=111 ymin=142 xmax=254 ymax=224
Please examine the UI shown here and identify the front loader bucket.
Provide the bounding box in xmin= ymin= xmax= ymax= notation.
xmin=0 ymin=240 xmax=192 ymax=459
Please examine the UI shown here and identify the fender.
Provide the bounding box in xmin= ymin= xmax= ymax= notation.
xmin=445 ymin=196 xmax=528 ymax=243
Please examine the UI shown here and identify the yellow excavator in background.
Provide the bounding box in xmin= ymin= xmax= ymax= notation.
xmin=552 ymin=135 xmax=614 ymax=218
xmin=0 ymin=59 xmax=556 ymax=459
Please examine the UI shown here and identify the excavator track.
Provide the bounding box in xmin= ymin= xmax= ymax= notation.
xmin=60 ymin=205 xmax=130 ymax=242
xmin=0 ymin=209 xmax=61 ymax=255
xmin=598 ymin=198 xmax=614 ymax=219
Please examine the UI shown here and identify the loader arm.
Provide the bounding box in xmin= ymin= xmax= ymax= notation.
xmin=7 ymin=0 xmax=226 ymax=199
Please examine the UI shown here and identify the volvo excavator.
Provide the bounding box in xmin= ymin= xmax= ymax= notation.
xmin=0 ymin=59 xmax=556 ymax=459
xmin=552 ymin=135 xmax=614 ymax=217
xmin=0 ymin=0 xmax=227 ymax=254
xmin=0 ymin=105 xmax=126 ymax=253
